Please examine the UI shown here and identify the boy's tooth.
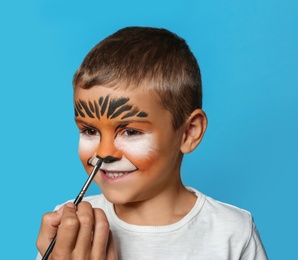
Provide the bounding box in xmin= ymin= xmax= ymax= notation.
xmin=106 ymin=172 xmax=127 ymax=178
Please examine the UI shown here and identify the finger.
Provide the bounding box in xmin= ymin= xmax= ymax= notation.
xmin=106 ymin=230 xmax=118 ymax=260
xmin=52 ymin=203 xmax=79 ymax=258
xmin=73 ymin=202 xmax=94 ymax=258
xmin=36 ymin=206 xmax=64 ymax=255
xmin=91 ymin=208 xmax=110 ymax=259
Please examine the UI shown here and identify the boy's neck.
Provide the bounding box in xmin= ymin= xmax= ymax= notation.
xmin=113 ymin=185 xmax=197 ymax=226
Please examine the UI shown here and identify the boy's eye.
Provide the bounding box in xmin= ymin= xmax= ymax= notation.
xmin=122 ymin=129 xmax=142 ymax=137
xmin=81 ymin=128 xmax=99 ymax=136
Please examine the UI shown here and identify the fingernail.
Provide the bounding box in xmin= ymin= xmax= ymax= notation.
xmin=57 ymin=206 xmax=64 ymax=214
xmin=65 ymin=202 xmax=76 ymax=209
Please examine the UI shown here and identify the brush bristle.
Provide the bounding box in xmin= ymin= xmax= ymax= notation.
xmin=88 ymin=156 xmax=100 ymax=166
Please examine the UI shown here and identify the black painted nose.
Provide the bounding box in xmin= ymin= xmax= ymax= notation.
xmin=101 ymin=155 xmax=119 ymax=163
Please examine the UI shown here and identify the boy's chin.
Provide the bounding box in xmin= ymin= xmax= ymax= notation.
xmin=102 ymin=189 xmax=141 ymax=206
xmin=105 ymin=194 xmax=130 ymax=205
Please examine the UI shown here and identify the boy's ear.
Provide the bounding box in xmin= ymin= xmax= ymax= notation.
xmin=180 ymin=109 xmax=207 ymax=154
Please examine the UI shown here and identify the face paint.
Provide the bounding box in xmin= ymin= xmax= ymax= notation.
xmin=75 ymin=86 xmax=185 ymax=206
xmin=114 ymin=133 xmax=155 ymax=159
xmin=75 ymin=95 xmax=148 ymax=120
xmin=101 ymin=156 xmax=137 ymax=172
xmin=76 ymin=94 xmax=154 ymax=174
xmin=78 ymin=131 xmax=100 ymax=155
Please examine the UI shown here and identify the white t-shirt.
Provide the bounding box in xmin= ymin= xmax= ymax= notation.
xmin=37 ymin=187 xmax=267 ymax=260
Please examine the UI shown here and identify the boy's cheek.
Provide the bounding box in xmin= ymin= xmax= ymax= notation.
xmin=127 ymin=153 xmax=157 ymax=172
xmin=78 ymin=137 xmax=99 ymax=159
xmin=114 ymin=134 xmax=157 ymax=161
xmin=78 ymin=145 xmax=97 ymax=171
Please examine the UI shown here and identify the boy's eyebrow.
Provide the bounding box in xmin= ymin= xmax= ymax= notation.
xmin=113 ymin=118 xmax=151 ymax=125
xmin=75 ymin=117 xmax=151 ymax=126
xmin=115 ymin=123 xmax=129 ymax=133
xmin=74 ymin=118 xmax=100 ymax=129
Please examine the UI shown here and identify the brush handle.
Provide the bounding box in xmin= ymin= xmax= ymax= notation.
xmin=41 ymin=236 xmax=56 ymax=260
xmin=41 ymin=157 xmax=102 ymax=260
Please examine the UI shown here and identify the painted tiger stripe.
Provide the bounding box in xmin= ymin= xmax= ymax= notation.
xmin=74 ymin=95 xmax=148 ymax=120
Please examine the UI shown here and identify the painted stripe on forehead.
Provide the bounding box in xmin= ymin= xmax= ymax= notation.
xmin=80 ymin=100 xmax=95 ymax=118
xmin=94 ymin=101 xmax=100 ymax=119
xmin=74 ymin=95 xmax=148 ymax=120
xmin=108 ymin=97 xmax=130 ymax=118
xmin=88 ymin=101 xmax=95 ymax=112
xmin=110 ymin=105 xmax=132 ymax=119
xmin=101 ymin=96 xmax=110 ymax=116
xmin=75 ymin=102 xmax=85 ymax=117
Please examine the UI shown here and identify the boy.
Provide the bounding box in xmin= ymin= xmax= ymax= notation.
xmin=36 ymin=27 xmax=267 ymax=259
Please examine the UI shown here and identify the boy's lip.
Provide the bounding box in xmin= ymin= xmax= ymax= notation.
xmin=88 ymin=155 xmax=138 ymax=178
xmin=100 ymin=162 xmax=137 ymax=172
xmin=88 ymin=155 xmax=137 ymax=172
xmin=101 ymin=169 xmax=137 ymax=179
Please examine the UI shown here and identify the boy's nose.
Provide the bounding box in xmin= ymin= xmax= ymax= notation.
xmin=101 ymin=155 xmax=119 ymax=163
xmin=96 ymin=135 xmax=122 ymax=161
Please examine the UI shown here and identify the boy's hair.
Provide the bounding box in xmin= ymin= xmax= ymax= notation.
xmin=73 ymin=26 xmax=202 ymax=129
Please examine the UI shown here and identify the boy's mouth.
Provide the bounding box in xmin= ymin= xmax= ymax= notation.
xmin=88 ymin=155 xmax=138 ymax=178
xmin=102 ymin=170 xmax=136 ymax=179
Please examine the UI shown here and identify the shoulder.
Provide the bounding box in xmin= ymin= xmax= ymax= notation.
xmin=188 ymin=188 xmax=268 ymax=259
xmin=190 ymin=187 xmax=254 ymax=239
xmin=203 ymin=194 xmax=254 ymax=238
xmin=204 ymin=195 xmax=253 ymax=224
xmin=205 ymin=199 xmax=268 ymax=259
xmin=189 ymin=187 xmax=253 ymax=224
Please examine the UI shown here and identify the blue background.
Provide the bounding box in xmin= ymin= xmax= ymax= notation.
xmin=1 ymin=1 xmax=297 ymax=259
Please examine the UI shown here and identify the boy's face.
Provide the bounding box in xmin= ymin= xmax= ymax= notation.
xmin=74 ymin=85 xmax=184 ymax=205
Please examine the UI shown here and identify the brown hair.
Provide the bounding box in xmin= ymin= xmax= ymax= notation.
xmin=73 ymin=26 xmax=202 ymax=129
